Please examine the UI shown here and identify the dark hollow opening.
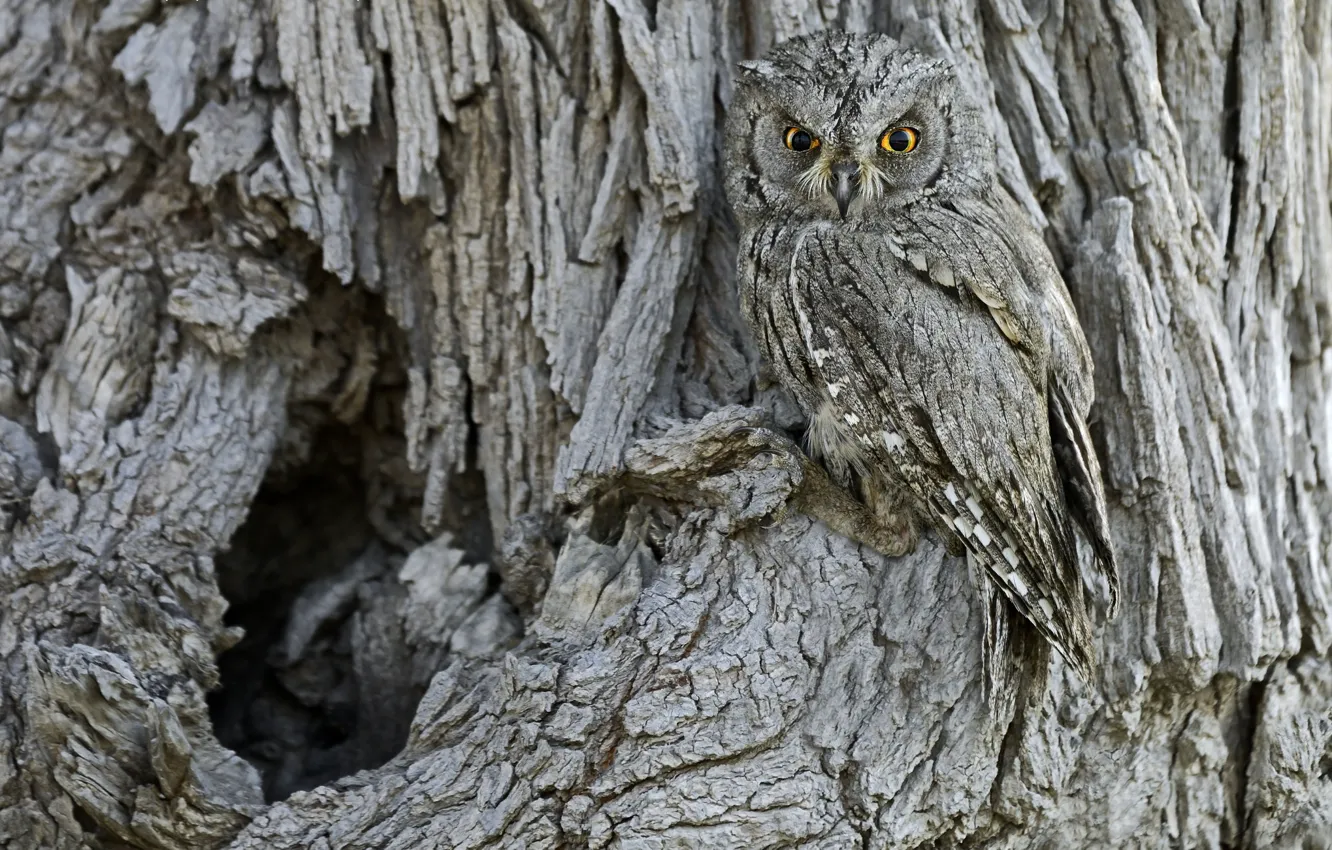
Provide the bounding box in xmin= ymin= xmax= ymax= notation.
xmin=206 ymin=419 xmax=426 ymax=801
xmin=205 ymin=272 xmax=494 ymax=801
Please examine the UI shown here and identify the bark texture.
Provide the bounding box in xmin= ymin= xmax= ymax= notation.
xmin=0 ymin=0 xmax=1329 ymax=847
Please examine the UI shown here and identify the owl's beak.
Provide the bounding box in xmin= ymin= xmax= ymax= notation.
xmin=831 ymin=162 xmax=860 ymax=219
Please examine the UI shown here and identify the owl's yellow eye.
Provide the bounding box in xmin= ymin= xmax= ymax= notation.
xmin=784 ymin=127 xmax=819 ymax=152
xmin=880 ymin=127 xmax=920 ymax=153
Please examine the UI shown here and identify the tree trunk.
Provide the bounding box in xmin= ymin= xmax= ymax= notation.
xmin=1 ymin=0 xmax=1329 ymax=847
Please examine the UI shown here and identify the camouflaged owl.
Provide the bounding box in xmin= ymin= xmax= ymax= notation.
xmin=724 ymin=32 xmax=1119 ymax=681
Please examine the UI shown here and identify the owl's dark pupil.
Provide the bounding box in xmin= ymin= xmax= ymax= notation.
xmin=888 ymin=130 xmax=912 ymax=151
xmin=790 ymin=130 xmax=812 ymax=151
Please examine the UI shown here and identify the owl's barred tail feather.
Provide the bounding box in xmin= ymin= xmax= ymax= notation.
xmin=931 ymin=479 xmax=1099 ymax=682
xmin=973 ymin=557 xmax=1051 ymax=710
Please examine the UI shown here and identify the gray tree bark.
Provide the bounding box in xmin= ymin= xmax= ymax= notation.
xmin=0 ymin=0 xmax=1329 ymax=847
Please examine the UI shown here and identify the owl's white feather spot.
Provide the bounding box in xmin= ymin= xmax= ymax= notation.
xmin=881 ymin=430 xmax=904 ymax=452
xmin=990 ymin=307 xmax=1020 ymax=343
xmin=971 ymin=285 xmax=1005 ymax=309
xmin=954 ymin=514 xmax=974 ymax=538
xmin=812 ymin=349 xmax=832 ymax=367
xmin=1038 ymin=598 xmax=1055 ymax=620
xmin=965 ymin=496 xmax=984 ymax=520
xmin=1006 ymin=571 xmax=1028 ymax=596
xmin=826 ymin=378 xmax=845 ymax=398
xmin=1002 ymin=547 xmax=1020 ymax=567
xmin=973 ymin=523 xmax=992 ymax=547
xmin=943 ymin=482 xmax=960 ymax=505
xmin=908 ymin=250 xmax=928 ymax=272
xmin=857 ymin=433 xmax=873 ymax=446
xmin=843 ymin=412 xmax=860 ymax=427
xmin=930 ymin=261 xmax=956 ymax=288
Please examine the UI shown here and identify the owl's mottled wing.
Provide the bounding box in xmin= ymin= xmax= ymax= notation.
xmin=887 ymin=192 xmax=1120 ymax=616
xmin=791 ymin=230 xmax=1097 ymax=678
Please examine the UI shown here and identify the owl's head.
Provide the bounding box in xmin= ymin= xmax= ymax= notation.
xmin=724 ymin=33 xmax=994 ymax=226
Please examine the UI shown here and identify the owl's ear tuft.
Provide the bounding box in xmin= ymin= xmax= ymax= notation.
xmin=736 ymin=59 xmax=779 ymax=81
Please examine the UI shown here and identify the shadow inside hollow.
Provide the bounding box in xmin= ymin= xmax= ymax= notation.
xmin=207 ymin=422 xmax=422 ymax=802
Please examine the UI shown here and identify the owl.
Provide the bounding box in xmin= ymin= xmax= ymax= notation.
xmin=723 ymin=32 xmax=1119 ymax=681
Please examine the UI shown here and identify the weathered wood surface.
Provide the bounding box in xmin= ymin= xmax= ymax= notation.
xmin=0 ymin=0 xmax=1329 ymax=847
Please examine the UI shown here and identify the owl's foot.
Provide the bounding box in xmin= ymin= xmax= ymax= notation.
xmin=791 ymin=458 xmax=918 ymax=558
xmin=722 ymin=424 xmax=917 ymax=557
xmin=860 ymin=474 xmax=920 ymax=556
